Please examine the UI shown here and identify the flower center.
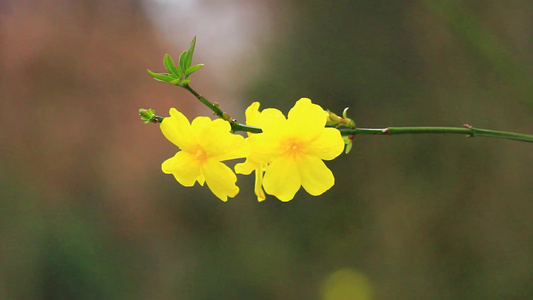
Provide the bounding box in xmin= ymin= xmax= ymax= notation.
xmin=283 ymin=139 xmax=304 ymax=159
xmin=194 ymin=147 xmax=208 ymax=162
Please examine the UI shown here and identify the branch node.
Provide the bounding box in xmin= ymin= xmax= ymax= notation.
xmin=463 ymin=124 xmax=474 ymax=137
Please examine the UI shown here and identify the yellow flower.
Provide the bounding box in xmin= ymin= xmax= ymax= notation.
xmin=160 ymin=108 xmax=249 ymax=201
xmin=252 ymin=98 xmax=345 ymax=201
xmin=235 ymin=102 xmax=284 ymax=201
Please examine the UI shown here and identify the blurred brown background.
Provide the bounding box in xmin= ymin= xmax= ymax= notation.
xmin=1 ymin=0 xmax=533 ymax=299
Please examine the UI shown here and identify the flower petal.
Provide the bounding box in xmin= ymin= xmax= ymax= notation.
xmin=235 ymin=159 xmax=256 ymax=175
xmin=161 ymin=151 xmax=201 ymax=187
xmin=259 ymin=108 xmax=286 ymax=129
xmin=254 ymin=165 xmax=266 ymax=202
xmin=252 ymin=122 xmax=288 ymax=163
xmin=215 ymin=133 xmax=249 ymax=162
xmin=160 ymin=108 xmax=196 ymax=152
xmin=298 ymin=155 xmax=335 ymax=196
xmin=197 ymin=173 xmax=206 ymax=186
xmin=287 ymin=98 xmax=327 ymax=141
xmin=263 ymin=156 xmax=301 ymax=201
xmin=190 ymin=116 xmax=214 ymax=146
xmin=194 ymin=118 xmax=248 ymax=161
xmin=202 ymin=159 xmax=239 ymax=202
xmin=245 ymin=102 xmax=262 ymax=127
xmin=306 ymin=128 xmax=345 ymax=160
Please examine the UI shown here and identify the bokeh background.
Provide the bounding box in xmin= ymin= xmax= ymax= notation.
xmin=1 ymin=0 xmax=533 ymax=299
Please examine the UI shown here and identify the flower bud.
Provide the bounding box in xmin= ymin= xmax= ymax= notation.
xmin=326 ymin=110 xmax=343 ymax=126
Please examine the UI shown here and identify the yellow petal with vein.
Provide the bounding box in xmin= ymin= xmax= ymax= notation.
xmin=263 ymin=156 xmax=301 ymax=201
xmin=298 ymin=155 xmax=335 ymax=196
xmin=306 ymin=128 xmax=345 ymax=160
xmin=161 ymin=151 xmax=201 ymax=187
xmin=160 ymin=108 xmax=195 ymax=152
xmin=202 ymin=159 xmax=239 ymax=202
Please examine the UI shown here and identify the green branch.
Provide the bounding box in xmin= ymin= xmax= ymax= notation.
xmin=144 ymin=37 xmax=262 ymax=133
xmin=339 ymin=125 xmax=533 ymax=143
xmin=143 ymin=37 xmax=533 ymax=145
xmin=181 ymin=84 xmax=227 ymax=120
xmin=181 ymin=84 xmax=262 ymax=133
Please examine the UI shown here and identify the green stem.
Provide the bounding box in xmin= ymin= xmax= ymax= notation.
xmin=232 ymin=123 xmax=262 ymax=133
xmin=181 ymin=84 xmax=262 ymax=133
xmin=145 ymin=113 xmax=261 ymax=133
xmin=146 ymin=82 xmax=533 ymax=143
xmin=338 ymin=125 xmax=533 ymax=143
xmin=182 ymin=84 xmax=226 ymax=119
xmin=151 ymin=115 xmax=165 ymax=123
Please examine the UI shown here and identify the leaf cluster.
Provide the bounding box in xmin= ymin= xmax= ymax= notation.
xmin=147 ymin=37 xmax=204 ymax=86
xmin=139 ymin=108 xmax=164 ymax=123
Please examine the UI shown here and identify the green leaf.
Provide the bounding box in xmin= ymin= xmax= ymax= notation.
xmin=345 ymin=141 xmax=353 ymax=154
xmin=163 ymin=54 xmax=181 ymax=77
xmin=178 ymin=50 xmax=188 ymax=76
xmin=185 ymin=36 xmax=196 ymax=70
xmin=169 ymin=78 xmax=181 ymax=86
xmin=147 ymin=69 xmax=175 ymax=82
xmin=343 ymin=136 xmax=353 ymax=154
xmin=139 ymin=108 xmax=155 ymax=123
xmin=185 ymin=64 xmax=204 ymax=77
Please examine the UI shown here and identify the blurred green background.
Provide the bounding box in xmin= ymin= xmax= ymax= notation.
xmin=1 ymin=0 xmax=532 ymax=299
